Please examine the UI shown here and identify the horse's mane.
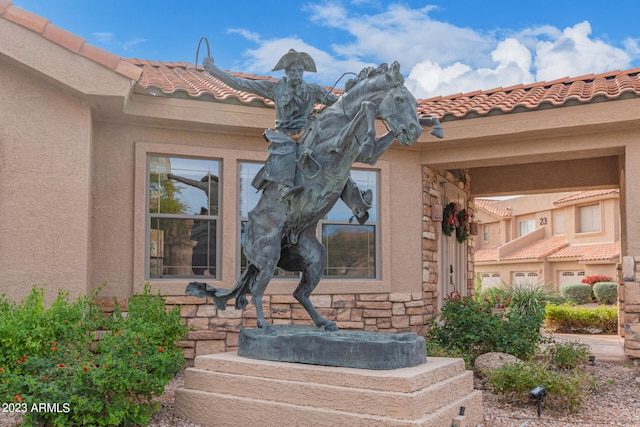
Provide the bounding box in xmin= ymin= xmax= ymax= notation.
xmin=344 ymin=62 xmax=405 ymax=92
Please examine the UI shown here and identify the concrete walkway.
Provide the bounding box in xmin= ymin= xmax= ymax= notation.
xmin=551 ymin=333 xmax=628 ymax=363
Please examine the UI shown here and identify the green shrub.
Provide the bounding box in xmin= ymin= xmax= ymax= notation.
xmin=488 ymin=360 xmax=592 ymax=413
xmin=544 ymin=340 xmax=591 ymax=370
xmin=505 ymin=281 xmax=558 ymax=313
xmin=428 ymin=291 xmax=546 ymax=367
xmin=593 ymin=282 xmax=618 ymax=305
xmin=545 ymin=303 xmax=618 ymax=333
xmin=560 ymin=283 xmax=593 ymax=304
xmin=479 ymin=281 xmax=562 ymax=311
xmin=0 ymin=284 xmax=186 ymax=427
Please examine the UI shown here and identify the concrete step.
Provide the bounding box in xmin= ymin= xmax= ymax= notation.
xmin=175 ymin=352 xmax=483 ymax=427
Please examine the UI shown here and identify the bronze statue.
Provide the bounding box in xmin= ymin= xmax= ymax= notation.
xmin=202 ymin=49 xmax=372 ymax=223
xmin=188 ymin=50 xmax=441 ymax=334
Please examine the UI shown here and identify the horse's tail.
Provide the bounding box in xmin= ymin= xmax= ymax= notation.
xmin=186 ymin=264 xmax=258 ymax=310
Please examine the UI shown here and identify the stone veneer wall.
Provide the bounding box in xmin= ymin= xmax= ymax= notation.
xmin=621 ymin=255 xmax=640 ymax=358
xmin=94 ymin=167 xmax=473 ymax=363
xmin=95 ymin=292 xmax=432 ymax=363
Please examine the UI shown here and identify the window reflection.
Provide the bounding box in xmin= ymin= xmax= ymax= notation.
xmin=148 ymin=156 xmax=220 ymax=278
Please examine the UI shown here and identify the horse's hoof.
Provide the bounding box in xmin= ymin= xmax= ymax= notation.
xmin=324 ymin=322 xmax=339 ymax=332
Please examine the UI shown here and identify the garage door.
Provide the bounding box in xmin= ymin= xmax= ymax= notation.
xmin=511 ymin=272 xmax=539 ymax=286
xmin=557 ymin=271 xmax=585 ymax=287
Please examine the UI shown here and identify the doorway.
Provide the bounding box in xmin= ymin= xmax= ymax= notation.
xmin=438 ymin=183 xmax=468 ymax=308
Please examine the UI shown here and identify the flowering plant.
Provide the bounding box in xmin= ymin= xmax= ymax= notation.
xmin=442 ymin=202 xmax=471 ymax=242
xmin=581 ymin=275 xmax=613 ymax=286
xmin=0 ymin=284 xmax=186 ymax=427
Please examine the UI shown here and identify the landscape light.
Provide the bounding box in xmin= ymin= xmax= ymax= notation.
xmin=589 ymin=355 xmax=596 ymax=365
xmin=530 ymin=386 xmax=547 ymax=417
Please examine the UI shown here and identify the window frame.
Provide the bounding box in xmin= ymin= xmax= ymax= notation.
xmin=133 ymin=141 xmax=392 ymax=296
xmin=147 ymin=155 xmax=221 ymax=280
xmin=577 ymin=203 xmax=602 ymax=234
xmin=237 ymin=161 xmax=380 ymax=280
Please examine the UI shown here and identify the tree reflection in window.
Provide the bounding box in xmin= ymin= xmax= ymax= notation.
xmin=148 ymin=156 xmax=220 ymax=278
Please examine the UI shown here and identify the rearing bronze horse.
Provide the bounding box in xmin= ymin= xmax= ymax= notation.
xmin=187 ymin=62 xmax=441 ymax=334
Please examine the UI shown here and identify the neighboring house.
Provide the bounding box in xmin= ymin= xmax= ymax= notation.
xmin=2 ymin=2 xmax=640 ymax=358
xmin=474 ymin=190 xmax=620 ymax=291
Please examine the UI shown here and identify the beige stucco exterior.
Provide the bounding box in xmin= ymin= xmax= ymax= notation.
xmin=3 ymin=8 xmax=640 ymax=358
xmin=473 ymin=191 xmax=620 ymax=292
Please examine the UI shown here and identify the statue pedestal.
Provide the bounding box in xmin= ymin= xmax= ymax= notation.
xmin=174 ymin=352 xmax=483 ymax=426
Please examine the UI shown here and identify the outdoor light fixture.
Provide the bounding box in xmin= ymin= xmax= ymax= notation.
xmin=530 ymin=386 xmax=547 ymax=417
xmin=589 ymin=355 xmax=596 ymax=365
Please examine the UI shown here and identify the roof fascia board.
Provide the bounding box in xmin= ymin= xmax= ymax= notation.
xmin=0 ymin=16 xmax=134 ymax=101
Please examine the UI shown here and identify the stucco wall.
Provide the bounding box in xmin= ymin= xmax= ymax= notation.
xmin=89 ymin=112 xmax=425 ymax=299
xmin=0 ymin=60 xmax=92 ymax=301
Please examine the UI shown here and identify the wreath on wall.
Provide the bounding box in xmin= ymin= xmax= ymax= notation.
xmin=442 ymin=202 xmax=471 ymax=243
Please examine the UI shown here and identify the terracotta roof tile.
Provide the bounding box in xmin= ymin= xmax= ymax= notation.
xmin=501 ymin=236 xmax=568 ymax=261
xmin=0 ymin=0 xmax=11 ymax=14
xmin=134 ymin=62 xmax=276 ymax=106
xmin=3 ymin=4 xmax=48 ymax=33
xmin=474 ymin=198 xmax=512 ymax=218
xmin=42 ymin=24 xmax=85 ymax=52
xmin=478 ymin=237 xmax=620 ymax=264
xmin=475 ymin=247 xmax=499 ymax=262
xmin=1 ymin=2 xmax=141 ymax=81
xmin=554 ymin=189 xmax=619 ymax=205
xmin=547 ymin=242 xmax=620 ymax=262
xmin=417 ymin=68 xmax=640 ymax=120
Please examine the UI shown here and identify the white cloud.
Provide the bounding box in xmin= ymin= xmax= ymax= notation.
xmin=91 ymin=32 xmax=145 ymax=53
xmin=534 ymin=22 xmax=631 ymax=81
xmin=623 ymin=37 xmax=640 ymax=58
xmin=224 ymin=3 xmax=637 ymax=97
xmin=406 ymin=38 xmax=534 ymax=98
xmin=92 ymin=32 xmax=114 ymax=43
xmin=122 ymin=38 xmax=146 ymax=52
xmin=305 ymin=2 xmax=494 ymax=70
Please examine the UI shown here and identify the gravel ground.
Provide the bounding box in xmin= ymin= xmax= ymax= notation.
xmin=3 ymin=361 xmax=639 ymax=427
xmin=481 ymin=360 xmax=640 ymax=427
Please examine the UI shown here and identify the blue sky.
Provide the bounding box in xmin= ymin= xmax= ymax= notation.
xmin=14 ymin=1 xmax=640 ymax=98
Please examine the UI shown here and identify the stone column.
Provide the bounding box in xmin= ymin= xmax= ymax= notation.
xmin=621 ymin=144 xmax=640 ymax=358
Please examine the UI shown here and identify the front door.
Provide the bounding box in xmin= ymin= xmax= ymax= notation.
xmin=438 ymin=183 xmax=468 ymax=309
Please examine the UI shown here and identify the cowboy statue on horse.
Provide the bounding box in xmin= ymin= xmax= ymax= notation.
xmin=202 ymin=49 xmax=373 ymax=224
xmin=187 ymin=49 xmax=442 ymax=334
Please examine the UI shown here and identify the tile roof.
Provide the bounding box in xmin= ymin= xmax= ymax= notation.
xmin=501 ymin=236 xmax=569 ymax=261
xmin=554 ymin=189 xmax=619 ymax=205
xmin=131 ymin=61 xmax=640 ymax=119
xmin=475 ymin=247 xmax=499 ymax=263
xmin=547 ymin=242 xmax=621 ymax=262
xmin=4 ymin=1 xmax=640 ymax=118
xmin=474 ymin=198 xmax=512 ymax=218
xmin=416 ymin=68 xmax=640 ymax=120
xmin=0 ymin=1 xmax=141 ymax=81
xmin=476 ymin=237 xmax=620 ymax=263
xmin=129 ymin=59 xmax=276 ymax=107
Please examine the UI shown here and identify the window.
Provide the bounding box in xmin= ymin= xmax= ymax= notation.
xmin=321 ymin=170 xmax=378 ymax=278
xmin=578 ymin=204 xmax=601 ymax=233
xmin=483 ymin=225 xmax=489 ymax=241
xmin=554 ymin=213 xmax=565 ymax=235
xmin=147 ymin=155 xmax=220 ymax=278
xmin=519 ymin=219 xmax=535 ymax=236
xmin=238 ymin=163 xmax=378 ymax=278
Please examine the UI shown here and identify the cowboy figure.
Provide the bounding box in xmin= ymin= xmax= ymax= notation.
xmin=202 ymin=49 xmax=372 ymax=223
